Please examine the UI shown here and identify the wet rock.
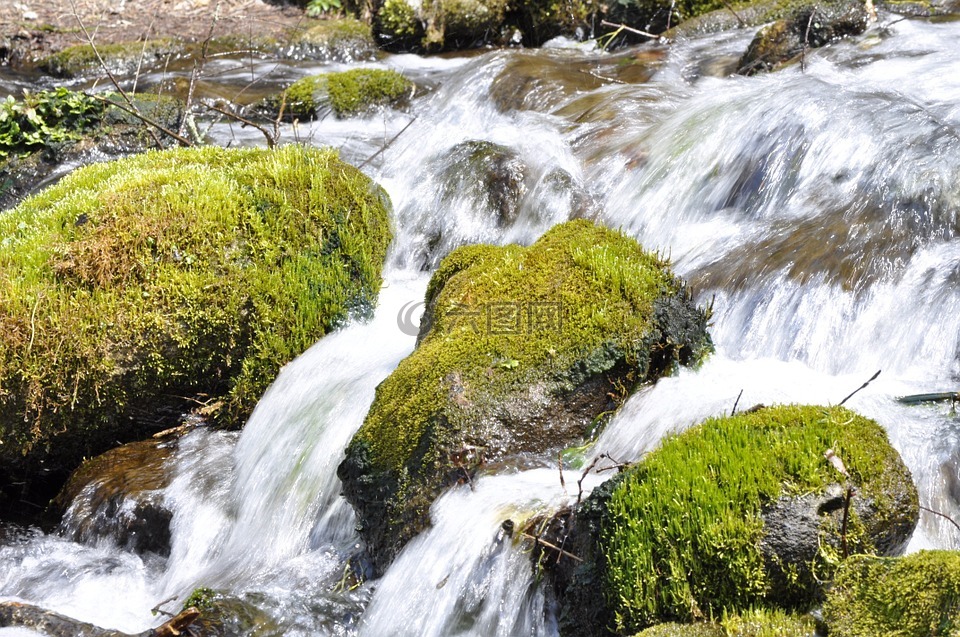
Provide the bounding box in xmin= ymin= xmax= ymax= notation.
xmin=0 ymin=145 xmax=392 ymax=507
xmin=283 ymin=17 xmax=379 ymax=62
xmin=557 ymin=405 xmax=918 ymax=636
xmin=338 ymin=219 xmax=713 ymax=575
xmin=0 ymin=601 xmax=134 ymax=637
xmin=437 ymin=140 xmax=526 ymax=228
xmin=737 ymin=0 xmax=869 ymax=75
xmin=53 ymin=438 xmax=175 ymax=556
xmin=38 ymin=39 xmax=178 ymax=79
xmin=823 ymin=550 xmax=960 ymax=635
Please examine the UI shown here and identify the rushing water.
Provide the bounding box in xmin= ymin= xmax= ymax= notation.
xmin=3 ymin=12 xmax=960 ymax=636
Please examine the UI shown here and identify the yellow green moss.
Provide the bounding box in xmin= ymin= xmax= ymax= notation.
xmin=602 ymin=405 xmax=913 ymax=633
xmin=636 ymin=609 xmax=815 ymax=636
xmin=274 ymin=68 xmax=413 ymax=120
xmin=0 ymin=144 xmax=391 ymax=482
xmin=823 ymin=550 xmax=960 ymax=636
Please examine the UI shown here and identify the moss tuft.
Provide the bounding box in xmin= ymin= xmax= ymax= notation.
xmin=0 ymin=144 xmax=392 ymax=488
xmin=597 ymin=405 xmax=915 ymax=633
xmin=271 ymin=68 xmax=413 ymax=120
xmin=823 ymin=550 xmax=960 ymax=637
xmin=635 ymin=609 xmax=814 ymax=636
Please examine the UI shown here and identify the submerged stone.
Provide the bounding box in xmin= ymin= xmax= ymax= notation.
xmin=0 ymin=145 xmax=392 ymax=501
xmin=558 ymin=405 xmax=918 ymax=636
xmin=338 ymin=219 xmax=713 ymax=574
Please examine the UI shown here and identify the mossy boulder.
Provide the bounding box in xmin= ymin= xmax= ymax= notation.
xmin=38 ymin=39 xmax=178 ymax=79
xmin=0 ymin=145 xmax=392 ymax=500
xmin=636 ymin=609 xmax=816 ymax=636
xmin=264 ymin=68 xmax=413 ymax=120
xmin=823 ymin=550 xmax=960 ymax=636
xmin=338 ymin=219 xmax=713 ymax=574
xmin=736 ymin=0 xmax=868 ymax=75
xmin=285 ymin=17 xmax=379 ymax=62
xmin=560 ymin=405 xmax=918 ymax=636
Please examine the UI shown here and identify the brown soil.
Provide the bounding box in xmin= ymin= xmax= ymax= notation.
xmin=0 ymin=0 xmax=311 ymax=63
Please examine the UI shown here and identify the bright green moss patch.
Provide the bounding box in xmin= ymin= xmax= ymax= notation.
xmin=339 ymin=219 xmax=712 ymax=572
xmin=0 ymin=88 xmax=104 ymax=158
xmin=0 ymin=144 xmax=391 ymax=485
xmin=271 ymin=68 xmax=413 ymax=120
xmin=636 ymin=609 xmax=815 ymax=637
xmin=823 ymin=550 xmax=960 ymax=637
xmin=39 ymin=39 xmax=176 ymax=78
xmin=601 ymin=405 xmax=914 ymax=633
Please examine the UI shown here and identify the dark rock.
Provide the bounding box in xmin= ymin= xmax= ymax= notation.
xmin=737 ymin=0 xmax=869 ymax=75
xmin=0 ymin=601 xmax=137 ymax=637
xmin=53 ymin=438 xmax=176 ymax=556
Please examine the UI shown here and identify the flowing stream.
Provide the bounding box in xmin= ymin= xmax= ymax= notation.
xmin=3 ymin=13 xmax=960 ymax=636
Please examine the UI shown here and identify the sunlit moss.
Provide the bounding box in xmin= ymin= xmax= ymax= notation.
xmin=0 ymin=144 xmax=391 ymax=480
xmin=635 ymin=608 xmax=815 ymax=636
xmin=600 ymin=405 xmax=915 ymax=633
xmin=823 ymin=550 xmax=960 ymax=636
xmin=272 ymin=68 xmax=413 ymax=120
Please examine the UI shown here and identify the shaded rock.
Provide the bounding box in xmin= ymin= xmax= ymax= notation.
xmin=436 ymin=140 xmax=526 ymax=228
xmin=0 ymin=145 xmax=392 ymax=506
xmin=338 ymin=219 xmax=713 ymax=575
xmin=38 ymin=39 xmax=178 ymax=79
xmin=282 ymin=17 xmax=379 ymax=62
xmin=823 ymin=550 xmax=960 ymax=636
xmin=53 ymin=438 xmax=175 ymax=556
xmin=737 ymin=0 xmax=869 ymax=75
xmin=558 ymin=405 xmax=917 ymax=636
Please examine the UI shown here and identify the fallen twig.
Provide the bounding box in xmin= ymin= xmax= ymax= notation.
xmin=358 ymin=116 xmax=417 ymax=169
xmin=600 ymin=19 xmax=659 ymax=40
xmin=919 ymin=505 xmax=960 ymax=535
xmin=838 ymin=369 xmax=881 ymax=406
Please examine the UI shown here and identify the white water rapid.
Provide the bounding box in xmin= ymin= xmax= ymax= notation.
xmin=3 ymin=12 xmax=960 ymax=636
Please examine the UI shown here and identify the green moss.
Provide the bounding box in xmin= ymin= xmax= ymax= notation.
xmin=182 ymin=587 xmax=217 ymax=613
xmin=0 ymin=88 xmax=104 ymax=158
xmin=377 ymin=0 xmax=423 ymax=38
xmin=39 ymin=40 xmax=176 ymax=79
xmin=0 ymin=145 xmax=391 ymax=481
xmin=273 ymin=68 xmax=413 ymax=120
xmin=635 ymin=609 xmax=814 ymax=636
xmin=823 ymin=551 xmax=960 ymax=636
xmin=359 ymin=220 xmax=707 ymax=474
xmin=601 ymin=405 xmax=911 ymax=633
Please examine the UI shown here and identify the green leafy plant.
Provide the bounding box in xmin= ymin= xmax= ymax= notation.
xmin=0 ymin=88 xmax=103 ymax=158
xmin=306 ymin=0 xmax=343 ymax=17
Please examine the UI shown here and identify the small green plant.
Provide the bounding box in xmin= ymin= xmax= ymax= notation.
xmin=306 ymin=0 xmax=343 ymax=17
xmin=182 ymin=586 xmax=217 ymax=612
xmin=0 ymin=88 xmax=103 ymax=158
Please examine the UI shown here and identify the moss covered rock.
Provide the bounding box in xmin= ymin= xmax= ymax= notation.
xmin=560 ymin=405 xmax=918 ymax=636
xmin=265 ymin=68 xmax=413 ymax=120
xmin=0 ymin=145 xmax=392 ymax=499
xmin=338 ymin=219 xmax=712 ymax=574
xmin=823 ymin=550 xmax=960 ymax=636
xmin=374 ymin=0 xmax=510 ymax=51
xmin=38 ymin=39 xmax=178 ymax=79
xmin=736 ymin=0 xmax=868 ymax=75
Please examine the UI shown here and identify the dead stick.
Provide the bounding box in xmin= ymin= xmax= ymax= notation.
xmin=90 ymin=95 xmax=194 ymax=147
xmin=558 ymin=451 xmax=567 ymax=495
xmin=600 ymin=20 xmax=659 ymax=39
xmin=358 ymin=116 xmax=417 ymax=169
xmin=838 ymin=369 xmax=881 ymax=406
xmin=920 ymin=505 xmax=960 ymax=535
xmin=731 ymin=389 xmax=744 ymax=416
xmin=519 ymin=531 xmax=583 ymax=562
xmin=205 ymin=102 xmax=277 ymax=148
